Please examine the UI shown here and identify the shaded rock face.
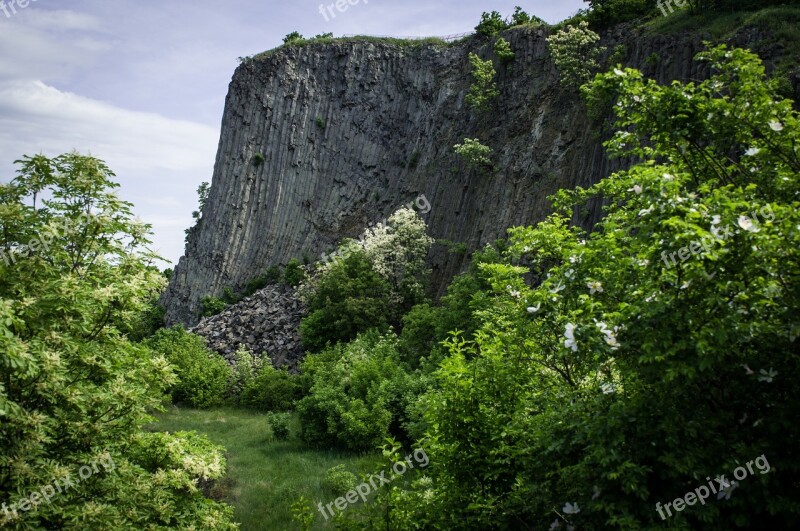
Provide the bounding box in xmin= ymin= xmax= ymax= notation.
xmin=162 ymin=25 xmax=791 ymax=327
xmin=190 ymin=285 xmax=305 ymax=370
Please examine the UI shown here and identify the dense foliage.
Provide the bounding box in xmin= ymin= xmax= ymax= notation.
xmin=0 ymin=153 xmax=236 ymax=529
xmin=334 ymin=45 xmax=800 ymax=530
xmin=146 ymin=327 xmax=232 ymax=408
xmin=465 ymin=53 xmax=499 ymax=112
xmin=297 ymin=331 xmax=425 ymax=451
xmin=300 ymin=207 xmax=433 ymax=352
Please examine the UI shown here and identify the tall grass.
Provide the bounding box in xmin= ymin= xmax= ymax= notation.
xmin=148 ymin=407 xmax=381 ymax=530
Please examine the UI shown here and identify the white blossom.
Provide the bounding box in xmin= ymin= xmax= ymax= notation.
xmin=769 ymin=120 xmax=784 ymax=132
xmin=587 ymin=281 xmax=603 ymax=294
xmin=563 ymin=502 xmax=580 ymax=514
xmin=758 ymin=368 xmax=778 ymax=383
xmin=564 ymin=324 xmax=578 ymax=352
xmin=745 ymin=147 xmax=760 ymax=157
xmin=738 ymin=216 xmax=759 ymax=233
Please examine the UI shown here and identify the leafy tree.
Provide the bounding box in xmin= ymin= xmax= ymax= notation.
xmin=454 ymin=138 xmax=493 ymax=170
xmin=297 ymin=332 xmax=423 ymax=450
xmin=511 ymin=6 xmax=532 ymax=25
xmin=0 ymin=153 xmax=236 ymax=529
xmin=226 ymin=346 xmax=262 ymax=404
xmin=475 ymin=10 xmax=508 ymax=37
xmin=301 ymin=208 xmax=433 ymax=351
xmin=145 ymin=327 xmax=231 ymax=408
xmin=494 ymin=37 xmax=516 ymax=66
xmin=465 ymin=53 xmax=499 ymax=111
xmin=240 ymin=362 xmax=301 ymax=412
xmin=300 ymin=249 xmax=392 ymax=352
xmin=347 ymin=46 xmax=800 ymax=530
xmin=282 ymin=258 xmax=306 ymax=287
xmin=283 ymin=31 xmax=304 ymax=44
xmin=546 ymin=20 xmax=605 ymax=89
xmin=200 ymin=295 xmax=228 ymax=317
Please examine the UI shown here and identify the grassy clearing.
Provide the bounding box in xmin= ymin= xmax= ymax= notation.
xmin=147 ymin=406 xmax=380 ymax=530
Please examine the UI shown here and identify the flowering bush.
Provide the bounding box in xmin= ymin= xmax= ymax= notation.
xmin=546 ymin=21 xmax=605 ymax=88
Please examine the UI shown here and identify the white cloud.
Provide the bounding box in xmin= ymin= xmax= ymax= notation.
xmin=0 ymin=80 xmax=218 ymax=266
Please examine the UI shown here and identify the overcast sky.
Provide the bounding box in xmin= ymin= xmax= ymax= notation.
xmin=0 ymin=0 xmax=585 ymax=267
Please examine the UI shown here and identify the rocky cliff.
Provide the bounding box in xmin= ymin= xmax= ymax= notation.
xmin=162 ymin=24 xmax=795 ymax=326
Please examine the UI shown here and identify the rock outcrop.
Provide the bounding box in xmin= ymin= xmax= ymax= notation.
xmin=162 ymin=24 xmax=797 ymax=327
xmin=190 ymin=284 xmax=305 ymax=369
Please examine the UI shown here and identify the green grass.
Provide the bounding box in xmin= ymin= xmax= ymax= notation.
xmin=147 ymin=406 xmax=380 ymax=530
xmin=253 ymin=35 xmax=456 ymax=60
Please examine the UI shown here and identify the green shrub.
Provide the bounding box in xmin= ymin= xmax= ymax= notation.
xmin=475 ymin=11 xmax=508 ymax=37
xmin=267 ymin=412 xmax=291 ymax=441
xmin=227 ymin=346 xmax=262 ymax=404
xmin=454 ymin=138 xmax=493 ymax=170
xmin=494 ymin=37 xmax=516 ymax=66
xmin=297 ymin=332 xmax=420 ymax=450
xmin=200 ymin=296 xmax=228 ymax=317
xmin=354 ymin=45 xmax=800 ymax=530
xmin=322 ymin=465 xmax=358 ymax=495
xmin=282 ymin=258 xmax=306 ymax=287
xmin=546 ymin=20 xmax=605 ymax=89
xmin=465 ymin=53 xmax=499 ymax=111
xmin=241 ymin=362 xmax=300 ymax=412
xmin=145 ymin=327 xmax=231 ymax=408
xmin=283 ymin=31 xmax=304 ymax=44
xmin=300 ymin=249 xmax=391 ymax=352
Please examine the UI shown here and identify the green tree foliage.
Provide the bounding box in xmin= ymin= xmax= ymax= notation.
xmin=546 ymin=20 xmax=605 ymax=89
xmin=185 ymin=181 xmax=210 ymax=244
xmin=200 ymin=295 xmax=228 ymax=317
xmin=266 ymin=412 xmax=291 ymax=441
xmin=240 ymin=362 xmax=301 ymax=412
xmin=300 ymin=249 xmax=392 ymax=352
xmin=494 ymin=37 xmax=516 ymax=66
xmin=347 ymin=46 xmax=800 ymax=529
xmin=0 ymin=153 xmax=236 ymax=529
xmin=583 ymin=0 xmax=655 ymax=27
xmin=283 ymin=31 xmax=304 ymax=44
xmin=282 ymin=258 xmax=306 ymax=287
xmin=465 ymin=53 xmax=500 ymax=112
xmin=145 ymin=327 xmax=232 ymax=408
xmin=454 ymin=138 xmax=493 ymax=170
xmin=511 ymin=6 xmax=533 ymax=25
xmin=297 ymin=332 xmax=425 ymax=450
xmin=300 ymin=208 xmax=433 ymax=351
xmin=475 ymin=11 xmax=508 ymax=37
xmin=226 ymin=346 xmax=262 ymax=404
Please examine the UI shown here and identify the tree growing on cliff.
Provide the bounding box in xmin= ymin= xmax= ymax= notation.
xmin=546 ymin=20 xmax=605 ymax=88
xmin=465 ymin=53 xmax=499 ymax=112
xmin=0 ymin=153 xmax=237 ymax=529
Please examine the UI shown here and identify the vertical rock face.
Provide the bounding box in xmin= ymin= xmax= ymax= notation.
xmin=161 ymin=25 xmax=786 ymax=326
